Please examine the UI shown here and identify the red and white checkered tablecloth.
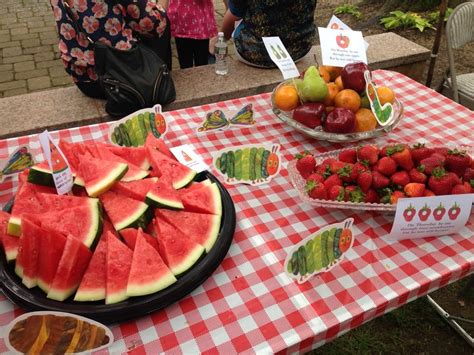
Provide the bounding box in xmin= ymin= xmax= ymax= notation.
xmin=0 ymin=70 xmax=473 ymax=353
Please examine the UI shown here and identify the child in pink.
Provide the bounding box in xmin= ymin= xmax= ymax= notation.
xmin=168 ymin=0 xmax=217 ymax=69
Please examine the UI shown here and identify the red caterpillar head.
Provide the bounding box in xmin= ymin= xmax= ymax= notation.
xmin=266 ymin=145 xmax=280 ymax=176
xmin=155 ymin=113 xmax=167 ymax=135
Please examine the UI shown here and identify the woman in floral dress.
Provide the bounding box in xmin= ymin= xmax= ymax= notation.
xmin=221 ymin=0 xmax=317 ymax=68
xmin=50 ymin=0 xmax=171 ymax=98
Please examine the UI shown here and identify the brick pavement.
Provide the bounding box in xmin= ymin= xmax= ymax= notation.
xmin=0 ymin=0 xmax=230 ymax=98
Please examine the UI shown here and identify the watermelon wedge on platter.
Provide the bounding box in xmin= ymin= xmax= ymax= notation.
xmin=111 ymin=177 xmax=158 ymax=201
xmin=155 ymin=209 xmax=221 ymax=252
xmin=79 ymin=155 xmax=128 ymax=197
xmin=100 ymin=191 xmax=151 ymax=231
xmin=127 ymin=228 xmax=177 ymax=297
xmin=15 ymin=218 xmax=42 ymax=288
xmin=1 ymin=139 xmax=235 ymax=323
xmin=153 ymin=219 xmax=205 ymax=277
xmin=145 ymin=133 xmax=175 ymax=161
xmin=145 ymin=180 xmax=183 ymax=209
xmin=105 ymin=145 xmax=150 ymax=170
xmin=105 ymin=232 xmax=133 ymax=304
xmin=180 ymin=183 xmax=222 ymax=216
xmin=27 ymin=161 xmax=55 ymax=187
xmin=47 ymin=235 xmax=92 ymax=301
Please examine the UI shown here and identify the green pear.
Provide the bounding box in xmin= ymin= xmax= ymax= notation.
xmin=300 ymin=66 xmax=328 ymax=102
xmin=293 ymin=78 xmax=304 ymax=98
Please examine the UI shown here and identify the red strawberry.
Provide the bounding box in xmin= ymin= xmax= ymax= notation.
xmin=433 ymin=147 xmax=449 ymax=157
xmin=337 ymin=163 xmax=357 ymax=182
xmin=428 ymin=167 xmax=454 ymax=195
xmin=379 ymin=145 xmax=389 ymax=157
xmin=329 ymin=160 xmax=346 ymax=174
xmin=328 ymin=185 xmax=345 ymax=201
xmin=306 ymin=173 xmax=324 ymax=184
xmin=447 ymin=172 xmax=462 ymax=186
xmin=339 ymin=149 xmax=357 ymax=164
xmin=305 ymin=180 xmax=327 ymax=200
xmin=322 ymin=158 xmax=336 ymax=166
xmin=419 ymin=153 xmax=445 ymax=175
xmin=323 ymin=174 xmax=343 ymax=191
xmin=295 ymin=152 xmax=316 ymax=179
xmin=357 ymin=170 xmax=373 ymax=192
xmin=353 ymin=161 xmax=369 ymax=175
xmin=372 ymin=171 xmax=390 ymax=189
xmin=409 ymin=168 xmax=427 ymax=183
xmin=376 ymin=156 xmax=397 ymax=176
xmin=424 ymin=189 xmax=435 ymax=197
xmin=411 ymin=143 xmax=434 ymax=163
xmin=451 ymin=183 xmax=470 ymax=194
xmin=315 ymin=164 xmax=331 ymax=178
xmin=357 ymin=145 xmax=379 ymax=165
xmin=445 ymin=149 xmax=471 ymax=177
xmin=390 ymin=190 xmax=405 ymax=204
xmin=344 ymin=186 xmax=365 ymax=203
xmin=391 ymin=170 xmax=410 ymax=187
xmin=404 ymin=182 xmax=426 ymax=197
xmin=463 ymin=181 xmax=473 ymax=193
xmin=364 ymin=189 xmax=379 ymax=203
xmin=388 ymin=144 xmax=414 ymax=170
xmin=463 ymin=168 xmax=474 ymax=182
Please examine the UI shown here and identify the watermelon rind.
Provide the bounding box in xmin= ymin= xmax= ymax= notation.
xmin=127 ymin=272 xmax=176 ymax=297
xmin=6 ymin=216 xmax=21 ymax=236
xmin=82 ymin=199 xmax=103 ymax=248
xmin=172 ymin=244 xmax=205 ymax=276
xmin=173 ymin=170 xmax=196 ymax=190
xmin=145 ymin=191 xmax=184 ymax=209
xmin=114 ymin=203 xmax=150 ymax=231
xmin=27 ymin=164 xmax=54 ymax=187
xmin=121 ymin=168 xmax=149 ymax=182
xmin=85 ymin=163 xmax=128 ymax=197
xmin=74 ymin=176 xmax=85 ymax=187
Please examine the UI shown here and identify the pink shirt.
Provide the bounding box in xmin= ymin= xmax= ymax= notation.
xmin=168 ymin=0 xmax=217 ymax=40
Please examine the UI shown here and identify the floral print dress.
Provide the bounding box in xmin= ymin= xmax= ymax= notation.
xmin=228 ymin=0 xmax=317 ymax=68
xmin=50 ymin=0 xmax=168 ymax=82
xmin=167 ymin=0 xmax=217 ymax=40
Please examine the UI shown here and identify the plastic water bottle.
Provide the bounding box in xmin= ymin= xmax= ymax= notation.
xmin=215 ymin=32 xmax=228 ymax=75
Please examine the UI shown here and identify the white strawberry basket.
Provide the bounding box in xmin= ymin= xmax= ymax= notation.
xmin=287 ymin=144 xmax=474 ymax=212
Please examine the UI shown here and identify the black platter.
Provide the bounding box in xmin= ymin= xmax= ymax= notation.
xmin=0 ymin=171 xmax=236 ymax=324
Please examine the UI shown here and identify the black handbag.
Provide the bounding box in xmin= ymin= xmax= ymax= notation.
xmin=63 ymin=1 xmax=176 ymax=117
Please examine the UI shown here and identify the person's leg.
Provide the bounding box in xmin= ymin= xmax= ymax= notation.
xmin=193 ymin=39 xmax=210 ymax=67
xmin=75 ymin=81 xmax=106 ymax=99
xmin=175 ymin=37 xmax=194 ymax=69
xmin=139 ymin=21 xmax=172 ymax=70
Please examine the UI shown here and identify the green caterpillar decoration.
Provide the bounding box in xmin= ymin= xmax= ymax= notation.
xmin=214 ymin=145 xmax=280 ymax=184
xmin=286 ymin=219 xmax=354 ymax=283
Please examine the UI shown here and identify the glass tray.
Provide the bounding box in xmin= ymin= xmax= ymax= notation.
xmin=272 ymin=82 xmax=404 ymax=143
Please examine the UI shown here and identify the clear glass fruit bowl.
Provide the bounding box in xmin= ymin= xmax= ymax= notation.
xmin=288 ymin=145 xmax=473 ymax=212
xmin=271 ymin=81 xmax=404 ymax=143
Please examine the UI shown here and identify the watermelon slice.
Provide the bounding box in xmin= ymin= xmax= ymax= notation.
xmin=145 ymin=133 xmax=175 ymax=160
xmin=155 ymin=209 xmax=221 ymax=252
xmin=58 ymin=139 xmax=86 ymax=175
xmin=180 ymin=183 xmax=222 ymax=215
xmin=120 ymin=228 xmax=159 ymax=252
xmin=146 ymin=181 xmax=183 ymax=209
xmin=8 ymin=183 xmax=46 ymax=236
xmin=0 ymin=211 xmax=19 ymax=261
xmin=106 ymin=232 xmax=133 ymax=304
xmin=47 ymin=235 xmax=92 ymax=301
xmin=23 ymin=199 xmax=102 ymax=248
xmin=100 ymin=190 xmax=151 ymax=231
xmin=112 ymin=177 xmax=158 ymax=201
xmin=126 ymin=228 xmax=176 ymax=297
xmin=79 ymin=155 xmax=128 ymax=197
xmin=93 ymin=143 xmax=149 ymax=182
xmin=154 ymin=219 xmax=205 ymax=276
xmin=27 ymin=162 xmax=54 ymax=187
xmin=15 ymin=218 xmax=42 ymax=288
xmin=37 ymin=226 xmax=67 ymax=293
xmin=106 ymin=145 xmax=150 ymax=170
xmin=146 ymin=147 xmax=196 ymax=189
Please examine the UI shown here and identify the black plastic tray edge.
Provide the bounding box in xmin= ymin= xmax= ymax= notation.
xmin=0 ymin=171 xmax=236 ymax=324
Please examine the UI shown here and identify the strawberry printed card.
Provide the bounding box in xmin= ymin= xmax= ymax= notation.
xmin=389 ymin=194 xmax=474 ymax=240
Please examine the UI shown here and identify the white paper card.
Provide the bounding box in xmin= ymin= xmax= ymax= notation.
xmin=327 ymin=15 xmax=369 ymax=49
xmin=170 ymin=144 xmax=209 ymax=173
xmin=318 ymin=27 xmax=367 ymax=67
xmin=38 ymin=130 xmax=73 ymax=195
xmin=389 ymin=194 xmax=474 ymax=240
xmin=262 ymin=37 xmax=299 ymax=80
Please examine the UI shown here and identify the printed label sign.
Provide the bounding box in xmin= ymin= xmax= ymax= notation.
xmin=38 ymin=130 xmax=73 ymax=195
xmin=262 ymin=37 xmax=299 ymax=80
xmin=170 ymin=144 xmax=209 ymax=173
xmin=327 ymin=15 xmax=369 ymax=49
xmin=389 ymin=194 xmax=474 ymax=240
xmin=318 ymin=27 xmax=367 ymax=67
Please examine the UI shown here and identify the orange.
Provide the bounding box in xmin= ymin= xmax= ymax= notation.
xmin=323 ymin=82 xmax=340 ymax=106
xmin=376 ymin=86 xmax=395 ymax=105
xmin=354 ymin=108 xmax=377 ymax=132
xmin=335 ymin=76 xmax=344 ymax=90
xmin=334 ymin=89 xmax=361 ymax=113
xmin=318 ymin=66 xmax=331 ymax=83
xmin=327 ymin=66 xmax=343 ymax=81
xmin=274 ymin=84 xmax=299 ymax=111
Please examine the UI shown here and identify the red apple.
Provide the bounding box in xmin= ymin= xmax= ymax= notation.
xmin=292 ymin=103 xmax=326 ymax=129
xmin=341 ymin=62 xmax=370 ymax=93
xmin=322 ymin=107 xmax=355 ymax=133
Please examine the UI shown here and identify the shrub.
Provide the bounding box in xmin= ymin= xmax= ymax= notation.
xmin=334 ymin=4 xmax=362 ymax=20
xmin=380 ymin=11 xmax=435 ymax=32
